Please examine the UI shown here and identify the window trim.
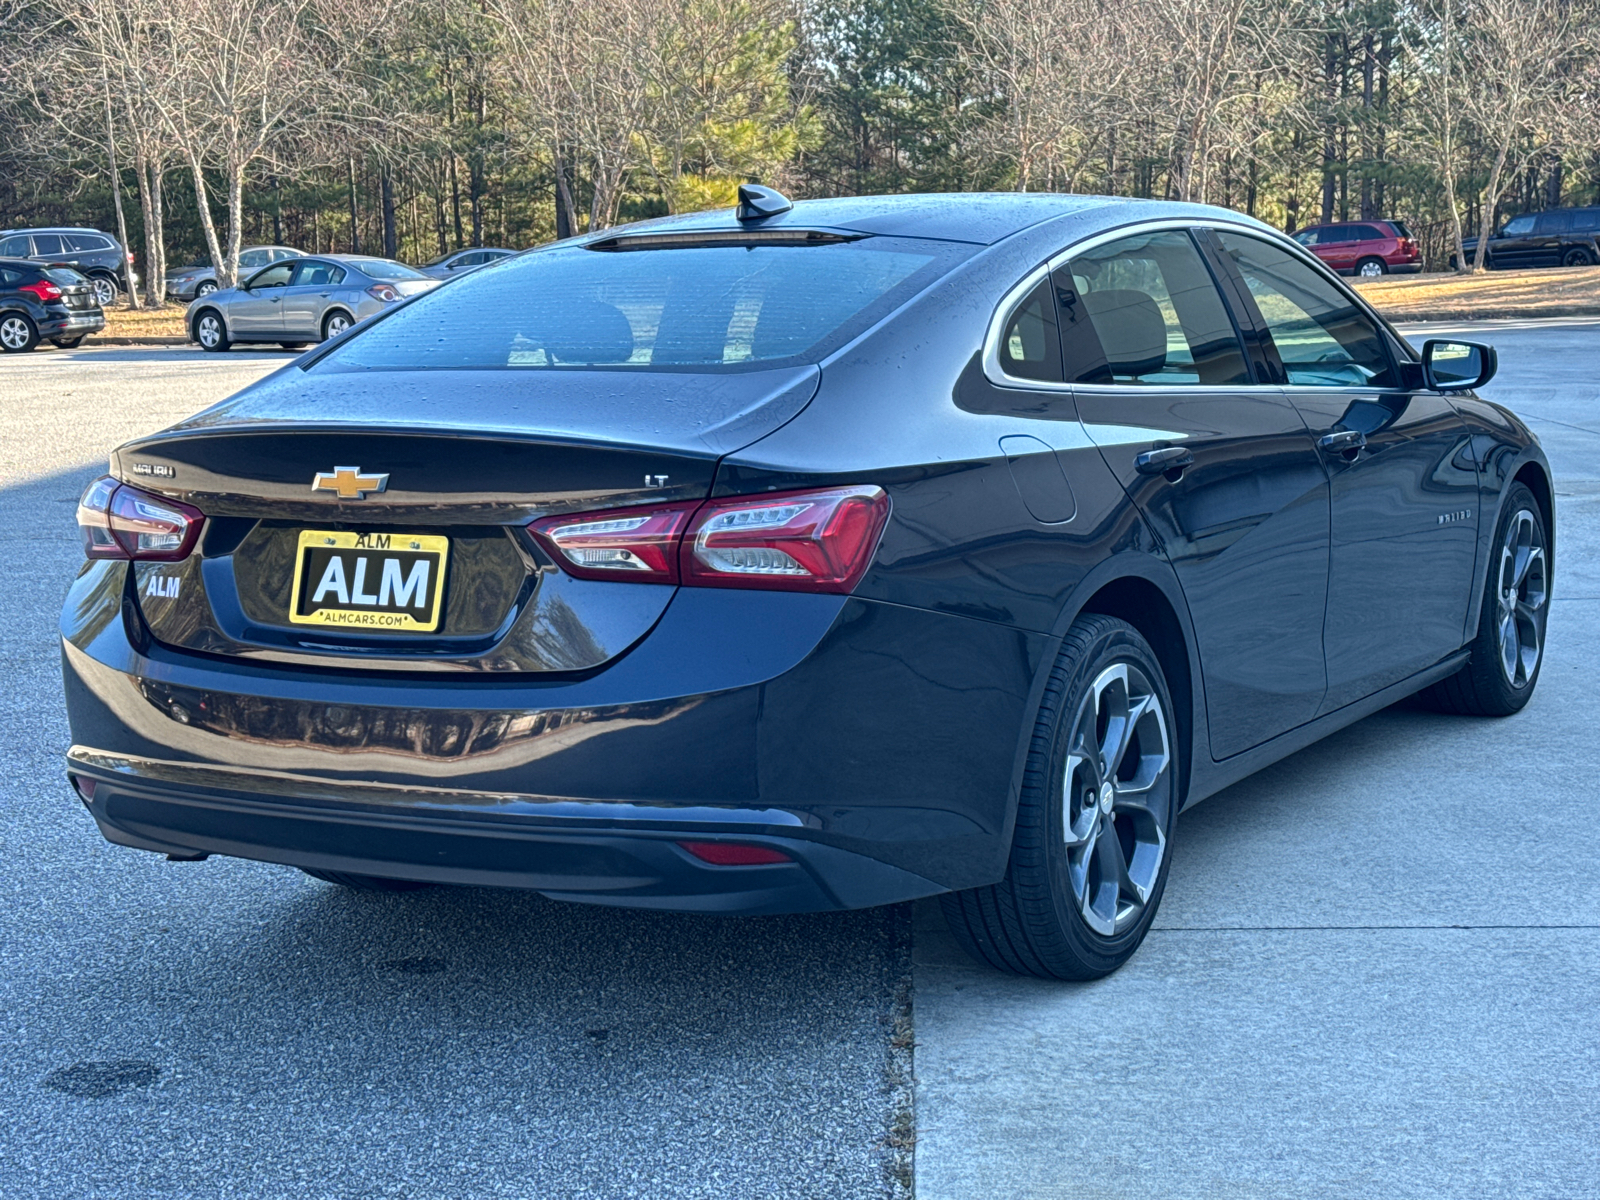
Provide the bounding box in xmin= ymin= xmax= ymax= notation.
xmin=983 ymin=216 xmax=1299 ymax=395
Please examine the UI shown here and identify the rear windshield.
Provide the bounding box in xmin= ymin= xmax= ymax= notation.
xmin=315 ymin=235 xmax=968 ymax=372
xmin=349 ymin=258 xmax=429 ymax=282
xmin=1388 ymin=221 xmax=1413 ymax=239
xmin=44 ymin=267 xmax=88 ymax=285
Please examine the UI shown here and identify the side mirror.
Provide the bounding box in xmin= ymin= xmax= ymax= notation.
xmin=1422 ymin=339 xmax=1496 ymax=392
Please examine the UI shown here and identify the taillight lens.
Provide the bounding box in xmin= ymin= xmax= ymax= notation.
xmin=683 ymin=485 xmax=889 ymax=593
xmin=528 ymin=485 xmax=890 ymax=594
xmin=21 ymin=279 xmax=62 ymax=302
xmin=366 ymin=284 xmax=401 ymax=302
xmin=77 ymin=475 xmax=204 ymax=561
xmin=678 ymin=841 xmax=792 ymax=866
xmin=529 ymin=503 xmax=698 ymax=583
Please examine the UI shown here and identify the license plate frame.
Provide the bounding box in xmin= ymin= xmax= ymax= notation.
xmin=289 ymin=529 xmax=449 ymax=632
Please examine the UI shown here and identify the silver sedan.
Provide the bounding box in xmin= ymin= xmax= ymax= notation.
xmin=187 ymin=255 xmax=439 ymax=352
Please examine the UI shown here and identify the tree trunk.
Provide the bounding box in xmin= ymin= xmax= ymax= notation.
xmin=148 ymin=158 xmax=167 ymax=306
xmin=187 ymin=151 xmax=227 ymax=283
xmin=1320 ymin=32 xmax=1338 ymax=225
xmin=381 ymin=167 xmax=397 ymax=259
xmin=133 ymin=146 xmax=158 ymax=308
xmin=99 ymin=69 xmax=138 ymax=309
xmin=1473 ymin=135 xmax=1512 ymax=274
xmin=225 ymin=160 xmax=245 ymax=286
xmin=1359 ymin=32 xmax=1375 ymax=220
xmin=347 ymin=157 xmax=361 ymax=254
xmin=273 ymin=179 xmax=283 ymax=245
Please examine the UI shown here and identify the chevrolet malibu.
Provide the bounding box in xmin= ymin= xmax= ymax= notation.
xmin=63 ymin=189 xmax=1551 ymax=979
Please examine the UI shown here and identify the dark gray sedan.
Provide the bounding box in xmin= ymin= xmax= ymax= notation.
xmin=186 ymin=254 xmax=439 ymax=351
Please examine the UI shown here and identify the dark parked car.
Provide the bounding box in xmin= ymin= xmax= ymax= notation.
xmin=1292 ymin=220 xmax=1422 ymax=276
xmin=0 ymin=259 xmax=104 ymax=351
xmin=0 ymin=227 xmax=137 ymax=305
xmin=62 ymin=189 xmax=1550 ymax=980
xmin=1456 ymin=206 xmax=1600 ymax=269
xmin=419 ymin=247 xmax=518 ymax=280
xmin=166 ymin=245 xmax=302 ymax=301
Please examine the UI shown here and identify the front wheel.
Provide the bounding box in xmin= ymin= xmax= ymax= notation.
xmin=193 ymin=309 xmax=230 ymax=352
xmin=321 ymin=311 xmax=352 ymax=341
xmin=942 ymin=614 xmax=1179 ymax=979
xmin=0 ymin=313 xmax=39 ymax=353
xmin=1418 ymin=482 xmax=1549 ymax=715
xmin=195 ymin=280 xmax=219 ymax=297
xmin=1563 ymin=247 xmax=1593 ymax=268
xmin=1356 ymin=257 xmax=1388 ymax=278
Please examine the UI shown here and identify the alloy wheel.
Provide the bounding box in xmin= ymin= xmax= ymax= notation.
xmin=196 ymin=314 xmax=222 ymax=348
xmin=324 ymin=313 xmax=351 ymax=339
xmin=1 ymin=315 xmax=31 ymax=350
xmin=1564 ymin=249 xmax=1592 ymax=268
xmin=91 ymin=277 xmax=116 ymax=305
xmin=1061 ymin=662 xmax=1173 ymax=936
xmin=196 ymin=281 xmax=218 ymax=296
xmin=1496 ymin=508 xmax=1548 ymax=688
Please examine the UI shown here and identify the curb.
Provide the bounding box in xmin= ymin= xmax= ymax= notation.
xmin=82 ymin=335 xmax=192 ymax=346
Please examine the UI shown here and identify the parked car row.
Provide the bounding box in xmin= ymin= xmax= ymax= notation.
xmin=0 ymin=228 xmax=137 ymax=305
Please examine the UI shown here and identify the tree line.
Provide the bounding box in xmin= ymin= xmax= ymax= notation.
xmin=1 ymin=0 xmax=1596 ymax=306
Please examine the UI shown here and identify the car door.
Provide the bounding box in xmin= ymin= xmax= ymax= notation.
xmin=227 ymin=262 xmax=295 ymax=336
xmin=280 ymin=260 xmax=347 ymax=336
xmin=28 ymin=233 xmax=67 ymax=265
xmin=1532 ymin=211 xmax=1571 ymax=266
xmin=1210 ymin=229 xmax=1480 ymax=712
xmin=1058 ymin=226 xmax=1331 ymax=759
xmin=1489 ymin=214 xmax=1537 ymax=268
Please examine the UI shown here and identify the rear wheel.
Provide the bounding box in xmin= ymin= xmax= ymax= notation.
xmin=1563 ymin=247 xmax=1593 ymax=268
xmin=321 ymin=310 xmax=352 ymax=341
xmin=0 ymin=313 xmax=39 ymax=353
xmin=279 ymin=342 xmax=309 ymax=350
xmin=1418 ymin=482 xmax=1549 ymax=716
xmin=193 ymin=309 xmax=230 ymax=352
xmin=51 ymin=335 xmax=86 ymax=349
xmin=89 ymin=275 xmax=118 ymax=306
xmin=300 ymin=867 xmax=434 ymax=892
xmin=1356 ymin=257 xmax=1388 ymax=277
xmin=942 ymin=614 xmax=1179 ymax=979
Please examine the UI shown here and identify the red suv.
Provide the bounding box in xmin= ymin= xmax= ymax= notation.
xmin=1291 ymin=221 xmax=1422 ymax=277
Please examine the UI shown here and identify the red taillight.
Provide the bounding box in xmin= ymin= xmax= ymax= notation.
xmin=20 ymin=279 xmax=62 ymax=302
xmin=682 ymin=485 xmax=890 ymax=593
xmin=527 ymin=485 xmax=890 ymax=594
xmin=76 ymin=475 xmax=204 ymax=562
xmin=529 ymin=502 xmax=698 ymax=583
xmin=366 ymin=284 xmax=400 ymax=302
xmin=677 ymin=841 xmax=791 ymax=866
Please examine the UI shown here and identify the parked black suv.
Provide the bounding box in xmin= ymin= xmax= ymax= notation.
xmin=0 ymin=227 xmax=138 ymax=305
xmin=1455 ymin=206 xmax=1600 ymax=269
xmin=0 ymin=259 xmax=105 ymax=351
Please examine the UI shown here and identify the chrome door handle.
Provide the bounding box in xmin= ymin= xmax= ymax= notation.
xmin=1318 ymin=429 xmax=1365 ymax=456
xmin=1134 ymin=446 xmax=1194 ymax=476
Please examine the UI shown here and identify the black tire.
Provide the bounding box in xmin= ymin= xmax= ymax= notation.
xmin=1563 ymin=247 xmax=1593 ymax=268
xmin=0 ymin=312 xmax=39 ymax=353
xmin=942 ymin=614 xmax=1180 ymax=979
xmin=1356 ymin=256 xmax=1388 ymax=278
xmin=279 ymin=342 xmax=309 ymax=350
xmin=193 ymin=308 xmax=230 ymax=352
xmin=51 ymin=336 xmax=86 ymax=349
xmin=300 ymin=867 xmax=434 ymax=892
xmin=1417 ymin=482 xmax=1549 ymax=716
xmin=321 ymin=310 xmax=353 ymax=341
xmin=89 ymin=275 xmax=118 ymax=306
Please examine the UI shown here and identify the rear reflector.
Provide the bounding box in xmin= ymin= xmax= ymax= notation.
xmin=528 ymin=485 xmax=890 ymax=594
xmin=77 ymin=475 xmax=205 ymax=562
xmin=69 ymin=774 xmax=96 ymax=800
xmin=677 ymin=841 xmax=792 ymax=866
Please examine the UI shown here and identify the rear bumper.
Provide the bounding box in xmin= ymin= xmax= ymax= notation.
xmin=39 ymin=312 xmax=105 ymax=338
xmin=62 ymin=575 xmax=1046 ymax=911
xmin=1388 ymin=261 xmax=1423 ymax=274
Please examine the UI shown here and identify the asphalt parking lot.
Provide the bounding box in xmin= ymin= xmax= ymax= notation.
xmin=2 ymin=325 xmax=1596 ymax=1198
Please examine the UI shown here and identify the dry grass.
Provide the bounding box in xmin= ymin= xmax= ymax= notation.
xmin=99 ymin=305 xmax=189 ymax=338
xmin=1354 ymin=265 xmax=1600 ymax=320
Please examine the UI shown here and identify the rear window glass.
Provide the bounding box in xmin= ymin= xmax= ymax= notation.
xmin=348 ymin=258 xmax=428 ymax=282
xmin=67 ymin=234 xmax=111 ymax=251
xmin=44 ymin=267 xmax=88 ymax=285
xmin=1575 ymin=210 xmax=1600 ymax=232
xmin=1389 ymin=221 xmax=1413 ymax=239
xmin=317 ymin=236 xmax=966 ymax=372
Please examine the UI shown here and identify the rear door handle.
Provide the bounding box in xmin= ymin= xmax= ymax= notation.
xmin=1134 ymin=446 xmax=1194 ymax=476
xmin=1317 ymin=429 xmax=1366 ymax=456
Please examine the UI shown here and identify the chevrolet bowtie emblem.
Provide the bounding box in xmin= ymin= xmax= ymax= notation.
xmin=311 ymin=466 xmax=389 ymax=500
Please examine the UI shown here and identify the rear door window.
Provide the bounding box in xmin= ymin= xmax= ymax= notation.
xmin=290 ymin=261 xmax=346 ymax=287
xmin=67 ymin=234 xmax=111 ymax=251
xmin=1055 ymin=229 xmax=1250 ymax=387
xmin=1215 ymin=230 xmax=1397 ymax=389
xmin=1573 ymin=210 xmax=1600 ymax=232
xmin=31 ymin=234 xmax=66 ymax=256
xmin=1536 ymin=211 xmax=1573 ymax=235
xmin=1354 ymin=225 xmax=1387 ymax=242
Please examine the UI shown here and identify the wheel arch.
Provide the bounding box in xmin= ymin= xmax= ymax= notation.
xmin=322 ymin=307 xmax=356 ymax=337
xmin=1512 ymin=460 xmax=1554 ymax=562
xmin=190 ymin=305 xmax=225 ymax=339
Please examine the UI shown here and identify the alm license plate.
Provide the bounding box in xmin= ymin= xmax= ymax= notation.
xmin=289 ymin=530 xmax=449 ymax=632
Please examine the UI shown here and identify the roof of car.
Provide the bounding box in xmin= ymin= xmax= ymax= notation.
xmin=0 ymin=227 xmax=113 ymax=236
